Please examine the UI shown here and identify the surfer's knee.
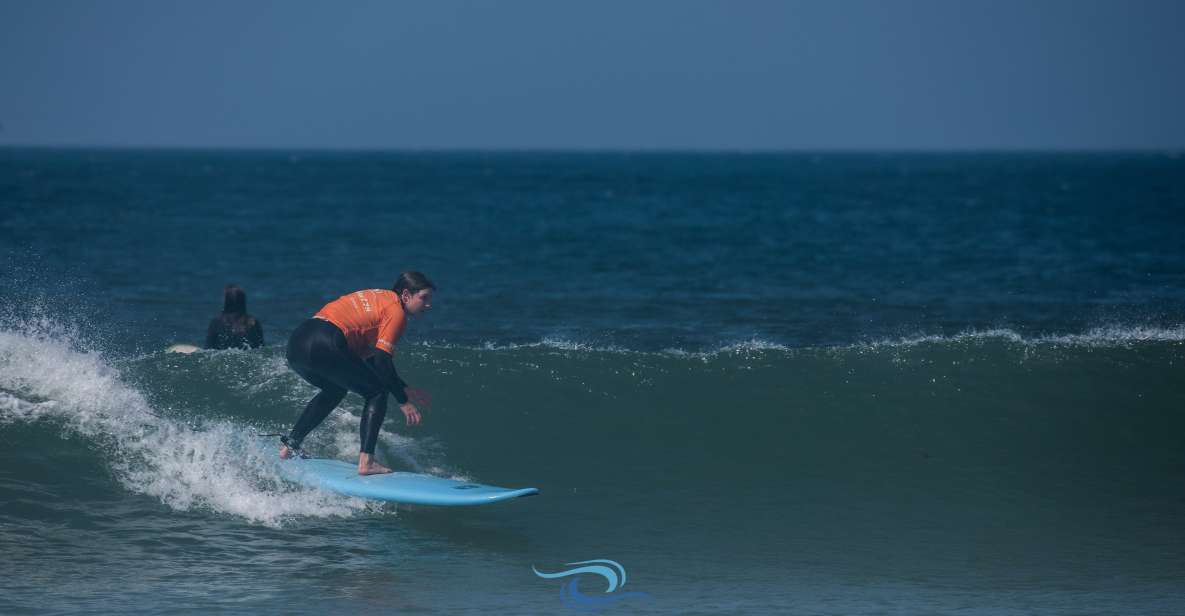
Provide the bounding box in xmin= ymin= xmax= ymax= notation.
xmin=315 ymin=385 xmax=348 ymax=404
xmin=355 ymin=379 xmax=386 ymax=401
xmin=362 ymin=392 xmax=388 ymax=419
xmin=368 ymin=390 xmax=387 ymax=406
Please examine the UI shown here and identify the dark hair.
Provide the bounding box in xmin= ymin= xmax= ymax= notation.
xmin=219 ymin=285 xmax=255 ymax=333
xmin=392 ymin=271 xmax=436 ymax=295
xmin=222 ymin=285 xmax=247 ymax=315
xmin=208 ymin=285 xmax=263 ymax=349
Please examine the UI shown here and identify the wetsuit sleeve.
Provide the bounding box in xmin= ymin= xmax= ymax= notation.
xmin=205 ymin=319 xmax=221 ymax=349
xmin=248 ymin=319 xmax=264 ymax=348
xmin=369 ymin=350 xmax=409 ymax=404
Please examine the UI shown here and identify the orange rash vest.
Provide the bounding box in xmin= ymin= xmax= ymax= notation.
xmin=314 ymin=289 xmax=406 ymax=358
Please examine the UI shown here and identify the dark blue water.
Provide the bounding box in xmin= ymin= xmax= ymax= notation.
xmin=4 ymin=150 xmax=1183 ymax=351
xmin=2 ymin=149 xmax=1184 ymax=614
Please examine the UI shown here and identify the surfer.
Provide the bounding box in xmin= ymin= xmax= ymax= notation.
xmin=279 ymin=272 xmax=435 ymax=475
xmin=206 ymin=285 xmax=264 ymax=350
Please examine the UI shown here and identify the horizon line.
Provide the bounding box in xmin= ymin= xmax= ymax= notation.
xmin=2 ymin=142 xmax=1183 ymax=156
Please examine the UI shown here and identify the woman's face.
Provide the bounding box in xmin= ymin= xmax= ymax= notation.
xmin=402 ymin=288 xmax=434 ymax=315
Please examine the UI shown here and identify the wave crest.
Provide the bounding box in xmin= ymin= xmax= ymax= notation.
xmin=0 ymin=321 xmax=381 ymax=527
xmin=417 ymin=324 xmax=1185 ymax=359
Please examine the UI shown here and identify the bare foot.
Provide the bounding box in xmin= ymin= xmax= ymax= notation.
xmin=279 ymin=444 xmax=293 ymax=459
xmin=358 ymin=461 xmax=393 ymax=475
xmin=357 ymin=452 xmax=393 ymax=475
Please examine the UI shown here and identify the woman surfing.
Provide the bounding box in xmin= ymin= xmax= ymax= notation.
xmin=279 ymin=271 xmax=435 ymax=475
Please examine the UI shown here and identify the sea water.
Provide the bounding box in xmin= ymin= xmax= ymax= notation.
xmin=1 ymin=150 xmax=1183 ymax=614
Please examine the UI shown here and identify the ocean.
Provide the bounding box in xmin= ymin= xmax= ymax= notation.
xmin=1 ymin=149 xmax=1183 ymax=614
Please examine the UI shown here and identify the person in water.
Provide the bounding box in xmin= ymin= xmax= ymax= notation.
xmin=206 ymin=285 xmax=264 ymax=350
xmin=279 ymin=271 xmax=434 ymax=475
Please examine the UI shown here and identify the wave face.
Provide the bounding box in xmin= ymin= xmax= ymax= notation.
xmin=4 ymin=317 xmax=1183 ymax=520
xmin=2 ymin=316 xmax=1184 ymax=613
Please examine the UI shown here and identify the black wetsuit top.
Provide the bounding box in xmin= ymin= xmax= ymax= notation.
xmin=206 ymin=315 xmax=264 ymax=350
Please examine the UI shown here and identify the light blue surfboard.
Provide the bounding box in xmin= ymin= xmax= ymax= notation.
xmin=281 ymin=458 xmax=539 ymax=506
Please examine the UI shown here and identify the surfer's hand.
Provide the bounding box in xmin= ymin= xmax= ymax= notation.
xmin=400 ymin=402 xmax=422 ymax=426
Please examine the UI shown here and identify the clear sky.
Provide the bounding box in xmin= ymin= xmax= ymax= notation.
xmin=2 ymin=0 xmax=1183 ymax=149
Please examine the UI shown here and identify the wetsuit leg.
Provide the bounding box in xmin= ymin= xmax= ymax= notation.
xmin=287 ymin=386 xmax=347 ymax=449
xmin=285 ymin=318 xmax=389 ymax=451
xmin=287 ymin=319 xmax=385 ymax=396
xmin=358 ymin=394 xmax=388 ymax=454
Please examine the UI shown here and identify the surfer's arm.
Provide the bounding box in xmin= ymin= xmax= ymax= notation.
xmin=248 ymin=319 xmax=264 ymax=348
xmin=369 ymin=349 xmax=410 ymax=404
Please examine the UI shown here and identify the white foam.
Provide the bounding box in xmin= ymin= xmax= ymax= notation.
xmin=471 ymin=337 xmax=629 ymax=353
xmin=1054 ymin=324 xmax=1185 ymax=345
xmin=417 ymin=325 xmax=1185 ymax=360
xmin=714 ymin=338 xmax=795 ymax=353
xmin=0 ymin=321 xmax=384 ymax=527
xmin=0 ymin=391 xmax=60 ymax=423
xmin=857 ymin=324 xmax=1185 ymax=351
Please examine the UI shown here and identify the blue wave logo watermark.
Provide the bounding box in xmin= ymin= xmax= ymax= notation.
xmin=532 ymin=559 xmax=652 ymax=611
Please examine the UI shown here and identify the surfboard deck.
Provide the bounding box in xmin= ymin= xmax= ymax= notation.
xmin=281 ymin=458 xmax=539 ymax=506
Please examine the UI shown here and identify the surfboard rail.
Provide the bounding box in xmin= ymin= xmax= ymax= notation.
xmin=281 ymin=458 xmax=539 ymax=506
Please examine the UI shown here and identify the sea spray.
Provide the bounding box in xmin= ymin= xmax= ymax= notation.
xmin=0 ymin=319 xmax=382 ymax=526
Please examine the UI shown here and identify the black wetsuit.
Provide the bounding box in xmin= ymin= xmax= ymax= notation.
xmin=284 ymin=318 xmax=408 ymax=454
xmin=205 ymin=315 xmax=264 ymax=350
